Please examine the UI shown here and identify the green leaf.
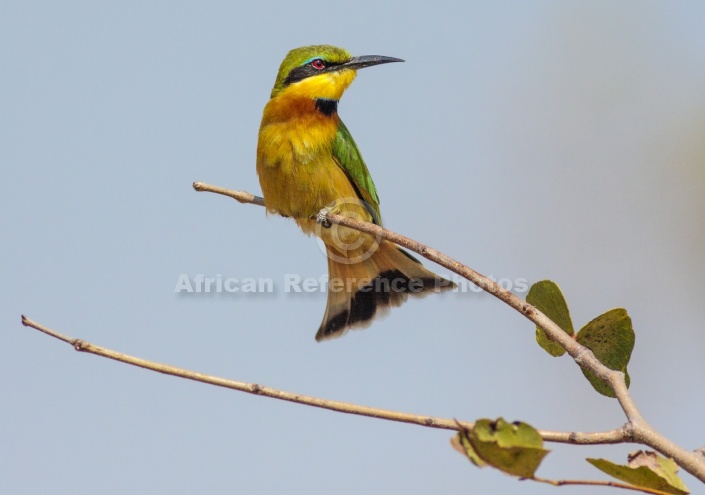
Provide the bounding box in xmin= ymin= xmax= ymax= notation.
xmin=526 ymin=280 xmax=575 ymax=356
xmin=588 ymin=450 xmax=689 ymax=495
xmin=451 ymin=430 xmax=486 ymax=468
xmin=576 ymin=308 xmax=635 ymax=397
xmin=453 ymin=418 xmax=549 ymax=478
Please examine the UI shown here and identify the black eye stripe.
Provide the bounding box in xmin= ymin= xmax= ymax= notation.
xmin=284 ymin=59 xmax=340 ymax=86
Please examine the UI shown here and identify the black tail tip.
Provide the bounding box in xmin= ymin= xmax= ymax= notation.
xmin=315 ymin=271 xmax=455 ymax=341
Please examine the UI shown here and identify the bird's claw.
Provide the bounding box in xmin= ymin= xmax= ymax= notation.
xmin=316 ymin=207 xmax=332 ymax=228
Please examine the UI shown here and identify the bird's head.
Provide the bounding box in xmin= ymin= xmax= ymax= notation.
xmin=269 ymin=45 xmax=403 ymax=100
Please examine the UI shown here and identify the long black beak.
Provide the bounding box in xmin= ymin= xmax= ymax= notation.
xmin=338 ymin=55 xmax=404 ymax=71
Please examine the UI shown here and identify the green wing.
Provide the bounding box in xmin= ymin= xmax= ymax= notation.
xmin=332 ymin=120 xmax=382 ymax=224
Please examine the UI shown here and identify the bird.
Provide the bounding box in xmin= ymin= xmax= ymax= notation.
xmin=256 ymin=45 xmax=455 ymax=341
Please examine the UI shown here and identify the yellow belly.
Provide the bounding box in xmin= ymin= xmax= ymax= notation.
xmin=257 ymin=135 xmax=373 ymax=261
xmin=256 ymin=93 xmax=374 ymax=252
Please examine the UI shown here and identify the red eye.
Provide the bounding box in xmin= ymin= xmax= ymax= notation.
xmin=311 ymin=58 xmax=325 ymax=70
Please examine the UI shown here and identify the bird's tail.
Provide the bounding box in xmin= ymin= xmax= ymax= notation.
xmin=316 ymin=240 xmax=455 ymax=341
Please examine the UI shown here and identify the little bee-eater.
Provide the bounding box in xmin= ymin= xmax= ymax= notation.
xmin=257 ymin=45 xmax=454 ymax=341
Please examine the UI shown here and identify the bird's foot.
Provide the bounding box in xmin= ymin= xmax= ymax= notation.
xmin=316 ymin=206 xmax=333 ymax=228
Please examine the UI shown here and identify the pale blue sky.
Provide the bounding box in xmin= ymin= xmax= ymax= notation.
xmin=3 ymin=1 xmax=705 ymax=494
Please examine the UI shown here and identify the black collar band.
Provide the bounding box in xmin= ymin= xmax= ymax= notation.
xmin=315 ymin=98 xmax=338 ymax=116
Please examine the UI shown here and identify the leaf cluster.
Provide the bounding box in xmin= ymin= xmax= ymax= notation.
xmin=450 ymin=281 xmax=690 ymax=494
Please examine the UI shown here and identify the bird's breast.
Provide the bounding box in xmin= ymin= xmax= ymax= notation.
xmin=258 ymin=96 xmax=339 ymax=165
xmin=256 ymin=99 xmax=356 ymax=220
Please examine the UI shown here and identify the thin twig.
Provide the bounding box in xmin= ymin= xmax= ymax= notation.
xmin=192 ymin=181 xmax=705 ymax=482
xmin=21 ymin=315 xmax=625 ymax=446
xmin=530 ymin=476 xmax=678 ymax=495
xmin=193 ymin=181 xmax=264 ymax=206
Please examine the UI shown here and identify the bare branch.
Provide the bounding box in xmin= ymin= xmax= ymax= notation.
xmin=21 ymin=315 xmax=625 ymax=447
xmin=190 ymin=182 xmax=705 ymax=482
xmin=531 ymin=476 xmax=678 ymax=495
xmin=193 ymin=181 xmax=264 ymax=206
